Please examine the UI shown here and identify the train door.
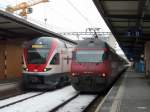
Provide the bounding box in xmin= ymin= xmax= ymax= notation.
xmin=0 ymin=42 xmax=5 ymax=79
xmin=61 ymin=49 xmax=68 ymax=73
xmin=109 ymin=52 xmax=115 ymax=76
xmin=60 ymin=49 xmax=64 ymax=72
xmin=59 ymin=42 xmax=69 ymax=73
xmin=50 ymin=51 xmax=61 ymax=74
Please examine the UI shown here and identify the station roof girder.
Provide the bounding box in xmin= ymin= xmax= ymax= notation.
xmin=93 ymin=0 xmax=150 ymax=60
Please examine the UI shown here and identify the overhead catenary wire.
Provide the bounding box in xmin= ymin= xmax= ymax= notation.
xmin=66 ymin=0 xmax=94 ymax=27
xmin=49 ymin=7 xmax=81 ymax=31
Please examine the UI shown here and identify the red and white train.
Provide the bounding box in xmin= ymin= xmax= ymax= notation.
xmin=22 ymin=36 xmax=74 ymax=89
xmin=70 ymin=38 xmax=127 ymax=92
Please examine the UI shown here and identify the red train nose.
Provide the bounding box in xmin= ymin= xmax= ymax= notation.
xmin=27 ymin=64 xmax=45 ymax=72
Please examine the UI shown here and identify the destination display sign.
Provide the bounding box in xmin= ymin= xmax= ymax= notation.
xmin=32 ymin=44 xmax=48 ymax=48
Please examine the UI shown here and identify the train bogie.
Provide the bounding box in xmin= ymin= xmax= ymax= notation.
xmin=71 ymin=75 xmax=108 ymax=92
xmin=22 ymin=73 xmax=69 ymax=90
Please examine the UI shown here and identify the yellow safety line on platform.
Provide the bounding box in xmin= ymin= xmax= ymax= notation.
xmin=95 ymin=73 xmax=127 ymax=112
xmin=110 ymin=74 xmax=127 ymax=112
xmin=95 ymin=86 xmax=114 ymax=112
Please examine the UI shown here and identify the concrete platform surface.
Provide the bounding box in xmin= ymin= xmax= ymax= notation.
xmin=0 ymin=77 xmax=21 ymax=84
xmin=95 ymin=71 xmax=150 ymax=112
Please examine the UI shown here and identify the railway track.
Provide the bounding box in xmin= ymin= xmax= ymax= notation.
xmin=0 ymin=92 xmax=45 ymax=109
xmin=52 ymin=94 xmax=98 ymax=112
xmin=0 ymin=86 xmax=78 ymax=112
xmin=0 ymin=86 xmax=102 ymax=112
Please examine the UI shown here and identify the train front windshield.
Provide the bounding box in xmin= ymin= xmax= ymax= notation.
xmin=27 ymin=48 xmax=49 ymax=64
xmin=75 ymin=50 xmax=104 ymax=63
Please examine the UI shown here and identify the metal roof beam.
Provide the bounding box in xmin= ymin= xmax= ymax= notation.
xmin=119 ymin=42 xmax=143 ymax=47
xmin=111 ymin=20 xmax=136 ymax=22
xmin=0 ymin=21 xmax=11 ymax=24
xmin=118 ymin=32 xmax=150 ymax=36
xmin=107 ymin=14 xmax=150 ymax=19
xmin=118 ymin=40 xmax=145 ymax=44
xmin=115 ymin=26 xmax=150 ymax=29
xmin=104 ymin=0 xmax=138 ymax=2
xmin=138 ymin=0 xmax=148 ymax=18
xmin=7 ymin=27 xmax=25 ymax=30
xmin=0 ymin=28 xmax=22 ymax=35
xmin=137 ymin=0 xmax=149 ymax=26
xmin=118 ymin=37 xmax=150 ymax=41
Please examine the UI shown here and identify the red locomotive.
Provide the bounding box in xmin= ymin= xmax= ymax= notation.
xmin=70 ymin=38 xmax=127 ymax=92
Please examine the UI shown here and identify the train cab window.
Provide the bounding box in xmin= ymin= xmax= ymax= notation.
xmin=50 ymin=53 xmax=60 ymax=65
xmin=27 ymin=48 xmax=49 ymax=64
xmin=76 ymin=50 xmax=104 ymax=63
xmin=59 ymin=41 xmax=66 ymax=48
xmin=102 ymin=52 xmax=108 ymax=60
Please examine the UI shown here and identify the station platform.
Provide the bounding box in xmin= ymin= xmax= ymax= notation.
xmin=0 ymin=78 xmax=22 ymax=99
xmin=0 ymin=77 xmax=21 ymax=84
xmin=95 ymin=71 xmax=150 ymax=112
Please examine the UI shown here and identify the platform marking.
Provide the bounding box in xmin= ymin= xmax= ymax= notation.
xmin=95 ymin=73 xmax=127 ymax=112
xmin=95 ymin=86 xmax=114 ymax=112
xmin=0 ymin=82 xmax=17 ymax=86
xmin=136 ymin=106 xmax=147 ymax=110
xmin=110 ymin=85 xmax=124 ymax=112
xmin=110 ymin=74 xmax=128 ymax=112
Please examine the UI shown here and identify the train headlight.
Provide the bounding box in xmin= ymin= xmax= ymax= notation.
xmin=72 ymin=73 xmax=75 ymax=76
xmin=44 ymin=68 xmax=52 ymax=72
xmin=102 ymin=73 xmax=106 ymax=77
xmin=44 ymin=69 xmax=47 ymax=72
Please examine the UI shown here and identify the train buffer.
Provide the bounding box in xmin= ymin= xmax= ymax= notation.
xmin=95 ymin=71 xmax=150 ymax=112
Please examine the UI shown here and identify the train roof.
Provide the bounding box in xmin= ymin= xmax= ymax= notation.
xmin=23 ymin=36 xmax=62 ymax=48
xmin=76 ymin=38 xmax=117 ymax=53
xmin=23 ymin=36 xmax=75 ymax=48
xmin=77 ymin=38 xmax=106 ymax=48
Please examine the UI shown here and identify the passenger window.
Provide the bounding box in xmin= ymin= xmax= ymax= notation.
xmin=50 ymin=53 xmax=60 ymax=65
xmin=72 ymin=51 xmax=76 ymax=60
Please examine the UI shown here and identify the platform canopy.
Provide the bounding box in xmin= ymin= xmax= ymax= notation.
xmin=0 ymin=10 xmax=76 ymax=44
xmin=93 ymin=0 xmax=150 ymax=60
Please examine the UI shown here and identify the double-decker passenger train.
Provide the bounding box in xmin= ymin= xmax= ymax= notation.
xmin=22 ymin=37 xmax=74 ymax=89
xmin=70 ymin=38 xmax=127 ymax=92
